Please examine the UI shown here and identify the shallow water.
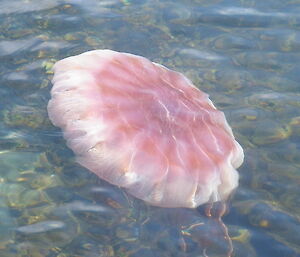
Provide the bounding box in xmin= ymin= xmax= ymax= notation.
xmin=1 ymin=0 xmax=300 ymax=256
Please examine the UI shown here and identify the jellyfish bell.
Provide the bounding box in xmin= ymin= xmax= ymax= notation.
xmin=47 ymin=49 xmax=244 ymax=209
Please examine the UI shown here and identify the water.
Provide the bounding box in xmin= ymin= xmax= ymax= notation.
xmin=1 ymin=0 xmax=300 ymax=256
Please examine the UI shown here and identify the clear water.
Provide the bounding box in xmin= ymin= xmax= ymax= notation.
xmin=1 ymin=0 xmax=300 ymax=256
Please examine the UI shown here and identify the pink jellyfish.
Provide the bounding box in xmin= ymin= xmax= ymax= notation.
xmin=47 ymin=49 xmax=244 ymax=209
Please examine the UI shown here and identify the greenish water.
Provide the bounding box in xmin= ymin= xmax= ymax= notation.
xmin=1 ymin=0 xmax=300 ymax=256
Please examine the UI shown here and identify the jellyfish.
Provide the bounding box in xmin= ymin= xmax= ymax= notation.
xmin=47 ymin=49 xmax=244 ymax=209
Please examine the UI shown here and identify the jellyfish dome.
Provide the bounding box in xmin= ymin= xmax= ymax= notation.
xmin=47 ymin=49 xmax=244 ymax=208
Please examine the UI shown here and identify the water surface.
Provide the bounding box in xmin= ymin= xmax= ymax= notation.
xmin=1 ymin=0 xmax=300 ymax=256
